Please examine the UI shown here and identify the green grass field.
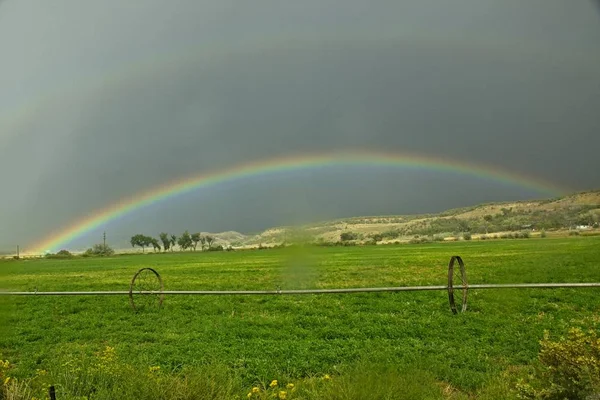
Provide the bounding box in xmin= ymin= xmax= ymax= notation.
xmin=1 ymin=237 xmax=600 ymax=399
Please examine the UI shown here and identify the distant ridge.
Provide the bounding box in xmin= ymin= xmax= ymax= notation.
xmin=8 ymin=190 xmax=599 ymax=257
xmin=239 ymin=189 xmax=600 ymax=246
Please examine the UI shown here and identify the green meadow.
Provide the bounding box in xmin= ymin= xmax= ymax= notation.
xmin=1 ymin=237 xmax=600 ymax=399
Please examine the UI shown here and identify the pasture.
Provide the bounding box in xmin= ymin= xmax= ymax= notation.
xmin=1 ymin=237 xmax=600 ymax=399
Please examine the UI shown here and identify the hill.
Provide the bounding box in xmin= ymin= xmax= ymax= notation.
xmin=238 ymin=189 xmax=600 ymax=246
xmin=18 ymin=189 xmax=600 ymax=257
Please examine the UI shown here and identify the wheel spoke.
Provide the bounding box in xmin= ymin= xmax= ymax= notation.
xmin=129 ymin=268 xmax=164 ymax=311
xmin=447 ymin=256 xmax=468 ymax=314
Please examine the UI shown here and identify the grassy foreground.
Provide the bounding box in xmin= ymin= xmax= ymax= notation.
xmin=1 ymin=237 xmax=600 ymax=399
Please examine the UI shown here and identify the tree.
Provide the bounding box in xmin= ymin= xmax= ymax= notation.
xmin=199 ymin=235 xmax=207 ymax=251
xmin=191 ymin=233 xmax=201 ymax=251
xmin=130 ymin=234 xmax=151 ymax=253
xmin=457 ymin=219 xmax=471 ymax=233
xmin=159 ymin=233 xmax=170 ymax=252
xmin=205 ymin=235 xmax=214 ymax=249
xmin=177 ymin=231 xmax=193 ymax=251
xmin=170 ymin=234 xmax=177 ymax=252
xmin=483 ymin=214 xmax=493 ymax=234
xmin=130 ymin=235 xmax=138 ymax=251
xmin=150 ymin=238 xmax=161 ymax=252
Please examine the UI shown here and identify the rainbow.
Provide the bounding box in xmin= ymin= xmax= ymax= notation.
xmin=30 ymin=150 xmax=566 ymax=253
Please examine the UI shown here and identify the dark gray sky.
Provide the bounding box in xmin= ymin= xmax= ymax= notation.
xmin=1 ymin=0 xmax=599 ymax=251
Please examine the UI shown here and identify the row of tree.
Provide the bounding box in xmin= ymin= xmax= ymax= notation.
xmin=130 ymin=231 xmax=215 ymax=252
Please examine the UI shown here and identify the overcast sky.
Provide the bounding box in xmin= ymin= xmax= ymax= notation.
xmin=1 ymin=0 xmax=599 ymax=251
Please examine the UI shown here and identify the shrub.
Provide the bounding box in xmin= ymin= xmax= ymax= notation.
xmin=45 ymin=249 xmax=74 ymax=259
xmin=340 ymin=232 xmax=359 ymax=241
xmin=540 ymin=230 xmax=547 ymax=238
xmin=84 ymin=244 xmax=115 ymax=257
xmin=517 ymin=328 xmax=600 ymax=399
xmin=432 ymin=235 xmax=445 ymax=242
xmin=462 ymin=232 xmax=472 ymax=241
xmin=368 ymin=233 xmax=383 ymax=242
xmin=521 ymin=231 xmax=530 ymax=238
xmin=381 ymin=229 xmax=401 ymax=240
xmin=480 ymin=235 xmax=488 ymax=240
xmin=207 ymin=245 xmax=224 ymax=252
xmin=409 ymin=237 xmax=431 ymax=244
xmin=569 ymin=231 xmax=580 ymax=236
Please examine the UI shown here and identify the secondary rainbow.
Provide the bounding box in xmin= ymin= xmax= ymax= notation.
xmin=30 ymin=150 xmax=566 ymax=253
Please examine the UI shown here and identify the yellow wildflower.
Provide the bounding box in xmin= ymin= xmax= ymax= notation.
xmin=3 ymin=377 xmax=10 ymax=385
xmin=269 ymin=380 xmax=278 ymax=387
xmin=252 ymin=387 xmax=260 ymax=393
xmin=286 ymin=383 xmax=294 ymax=389
xmin=148 ymin=366 xmax=160 ymax=373
xmin=278 ymin=390 xmax=287 ymax=399
xmin=323 ymin=374 xmax=331 ymax=381
xmin=247 ymin=392 xmax=253 ymax=398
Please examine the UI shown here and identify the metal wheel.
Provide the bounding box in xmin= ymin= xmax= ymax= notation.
xmin=448 ymin=256 xmax=468 ymax=314
xmin=129 ymin=268 xmax=164 ymax=311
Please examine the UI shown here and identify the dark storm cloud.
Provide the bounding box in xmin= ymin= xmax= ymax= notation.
xmin=0 ymin=0 xmax=599 ymax=250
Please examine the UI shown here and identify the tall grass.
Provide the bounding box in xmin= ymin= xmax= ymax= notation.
xmin=2 ymin=353 xmax=520 ymax=400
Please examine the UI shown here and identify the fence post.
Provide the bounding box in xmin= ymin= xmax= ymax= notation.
xmin=49 ymin=385 xmax=56 ymax=400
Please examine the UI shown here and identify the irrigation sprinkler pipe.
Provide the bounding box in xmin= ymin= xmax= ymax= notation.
xmin=2 ymin=283 xmax=600 ymax=296
xmin=2 ymin=256 xmax=600 ymax=314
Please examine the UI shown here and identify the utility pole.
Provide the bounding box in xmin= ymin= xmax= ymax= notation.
xmin=103 ymin=232 xmax=106 ymax=248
